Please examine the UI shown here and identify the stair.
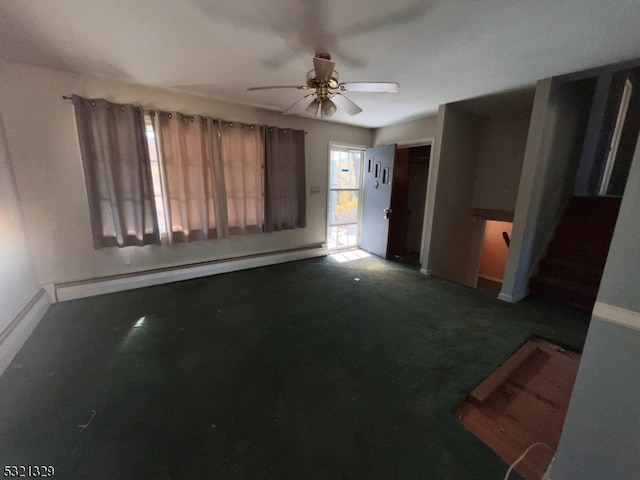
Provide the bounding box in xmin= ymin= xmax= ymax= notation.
xmin=530 ymin=196 xmax=621 ymax=310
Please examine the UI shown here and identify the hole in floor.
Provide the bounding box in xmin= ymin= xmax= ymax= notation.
xmin=456 ymin=339 xmax=581 ymax=479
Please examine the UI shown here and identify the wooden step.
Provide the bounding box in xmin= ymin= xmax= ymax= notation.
xmin=545 ymin=240 xmax=612 ymax=263
xmin=552 ymin=223 xmax=617 ymax=244
xmin=530 ymin=276 xmax=598 ymax=309
xmin=562 ymin=196 xmax=622 ymax=214
xmin=537 ymin=257 xmax=603 ymax=287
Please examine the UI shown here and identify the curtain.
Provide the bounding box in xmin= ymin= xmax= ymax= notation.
xmin=153 ymin=112 xmax=228 ymax=243
xmin=264 ymin=127 xmax=306 ymax=232
xmin=72 ymin=95 xmax=160 ymax=248
xmin=219 ymin=122 xmax=265 ymax=235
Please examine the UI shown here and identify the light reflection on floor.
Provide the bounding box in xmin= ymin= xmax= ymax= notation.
xmin=115 ymin=315 xmax=150 ymax=354
xmin=328 ymin=249 xmax=371 ymax=263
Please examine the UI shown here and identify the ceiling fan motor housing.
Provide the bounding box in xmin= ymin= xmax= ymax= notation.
xmin=306 ymin=70 xmax=339 ymax=93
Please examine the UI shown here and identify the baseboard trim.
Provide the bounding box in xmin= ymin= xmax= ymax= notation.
xmin=498 ymin=287 xmax=530 ymax=303
xmin=0 ymin=289 xmax=51 ymax=377
xmin=543 ymin=457 xmax=554 ymax=480
xmin=55 ymin=244 xmax=327 ymax=302
xmin=593 ymin=301 xmax=640 ymax=331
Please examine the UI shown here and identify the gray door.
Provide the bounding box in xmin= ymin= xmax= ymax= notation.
xmin=359 ymin=144 xmax=396 ymax=258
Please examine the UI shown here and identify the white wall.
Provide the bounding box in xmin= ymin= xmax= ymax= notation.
xmin=425 ymin=104 xmax=485 ymax=287
xmin=0 ymin=60 xmax=373 ymax=286
xmin=373 ymin=115 xmax=438 ymax=146
xmin=472 ymin=111 xmax=531 ymax=213
xmin=0 ymin=108 xmax=41 ymax=327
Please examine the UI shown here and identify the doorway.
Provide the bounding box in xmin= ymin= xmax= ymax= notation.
xmin=327 ymin=145 xmax=364 ymax=251
xmin=600 ymin=72 xmax=640 ymax=196
xmin=477 ymin=220 xmax=513 ymax=296
xmin=387 ymin=145 xmax=431 ymax=264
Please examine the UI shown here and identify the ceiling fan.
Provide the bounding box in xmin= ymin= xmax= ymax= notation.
xmin=247 ymin=53 xmax=399 ymax=119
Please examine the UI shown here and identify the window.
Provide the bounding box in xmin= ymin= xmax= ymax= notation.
xmin=73 ymin=95 xmax=306 ymax=247
xmin=146 ymin=112 xmax=306 ymax=243
xmin=144 ymin=114 xmax=168 ymax=239
xmin=71 ymin=95 xmax=160 ymax=248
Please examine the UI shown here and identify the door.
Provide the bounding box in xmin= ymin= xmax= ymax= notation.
xmin=359 ymin=144 xmax=396 ymax=258
xmin=327 ymin=146 xmax=363 ymax=251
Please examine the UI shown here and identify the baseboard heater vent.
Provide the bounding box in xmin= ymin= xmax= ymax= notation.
xmin=54 ymin=244 xmax=326 ymax=302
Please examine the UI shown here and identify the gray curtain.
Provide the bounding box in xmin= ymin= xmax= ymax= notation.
xmin=219 ymin=122 xmax=265 ymax=235
xmin=153 ymin=112 xmax=229 ymax=243
xmin=264 ymin=127 xmax=306 ymax=232
xmin=72 ymin=95 xmax=160 ymax=248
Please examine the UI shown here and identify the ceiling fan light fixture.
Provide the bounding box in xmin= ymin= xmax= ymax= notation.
xmin=321 ymin=98 xmax=337 ymax=118
xmin=305 ymin=98 xmax=321 ymax=117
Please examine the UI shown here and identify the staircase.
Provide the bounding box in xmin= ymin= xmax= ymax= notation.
xmin=530 ymin=196 xmax=622 ymax=310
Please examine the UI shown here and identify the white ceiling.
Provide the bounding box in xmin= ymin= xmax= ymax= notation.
xmin=1 ymin=0 xmax=640 ymax=128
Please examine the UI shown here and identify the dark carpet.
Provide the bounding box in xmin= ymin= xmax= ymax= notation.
xmin=0 ymin=255 xmax=589 ymax=479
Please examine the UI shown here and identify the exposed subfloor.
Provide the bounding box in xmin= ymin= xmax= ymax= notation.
xmin=0 ymin=255 xmax=590 ymax=479
xmin=457 ymin=339 xmax=581 ymax=479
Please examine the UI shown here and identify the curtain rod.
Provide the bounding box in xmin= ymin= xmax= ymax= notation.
xmin=62 ymin=95 xmax=307 ymax=133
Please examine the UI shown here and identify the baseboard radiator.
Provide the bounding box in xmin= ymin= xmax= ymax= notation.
xmin=0 ymin=289 xmax=52 ymax=376
xmin=54 ymin=244 xmax=327 ymax=302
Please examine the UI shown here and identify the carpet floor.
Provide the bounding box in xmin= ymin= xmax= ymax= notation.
xmin=0 ymin=255 xmax=589 ymax=479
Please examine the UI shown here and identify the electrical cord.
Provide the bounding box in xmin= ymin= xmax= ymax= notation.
xmin=503 ymin=442 xmax=554 ymax=480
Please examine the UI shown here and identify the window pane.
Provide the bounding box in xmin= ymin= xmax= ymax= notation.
xmin=144 ymin=115 xmax=167 ymax=238
xmin=327 ymin=225 xmax=338 ymax=250
xmin=330 ymin=149 xmax=361 ymax=189
xmin=328 ymin=190 xmax=359 ymax=225
xmin=337 ymin=224 xmax=357 ymax=249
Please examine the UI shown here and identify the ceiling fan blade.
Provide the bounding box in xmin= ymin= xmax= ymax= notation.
xmin=313 ymin=56 xmax=335 ymax=82
xmin=331 ymin=93 xmax=363 ymax=116
xmin=247 ymin=85 xmax=308 ymax=91
xmin=283 ymin=94 xmax=316 ymax=115
xmin=338 ymin=82 xmax=400 ymax=93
